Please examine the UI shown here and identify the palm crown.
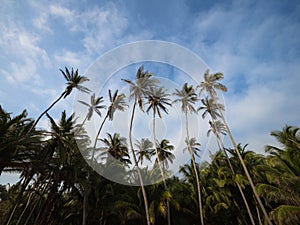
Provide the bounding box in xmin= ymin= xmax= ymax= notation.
xmin=60 ymin=67 xmax=90 ymax=98
xmin=173 ymin=83 xmax=198 ymax=114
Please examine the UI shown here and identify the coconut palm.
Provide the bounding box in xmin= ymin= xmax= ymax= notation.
xmin=92 ymin=89 xmax=128 ymax=160
xmin=197 ymin=69 xmax=227 ymax=98
xmin=99 ymin=133 xmax=131 ymax=165
xmin=183 ymin=138 xmax=201 ymax=158
xmin=29 ymin=67 xmax=90 ymax=133
xmin=173 ymin=82 xmax=204 ymax=225
xmin=122 ymin=65 xmax=157 ymax=225
xmin=199 ymin=70 xmax=273 ymax=225
xmin=155 ymin=139 xmax=175 ymax=170
xmin=78 ymin=93 xmax=106 ymax=129
xmin=146 ymin=86 xmax=172 ymax=225
xmin=135 ymin=138 xmax=154 ymax=166
xmin=258 ymin=126 xmax=300 ymax=224
xmin=207 ymin=120 xmax=256 ymax=225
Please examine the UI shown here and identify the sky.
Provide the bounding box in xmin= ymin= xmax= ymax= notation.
xmin=1 ymin=0 xmax=300 ymax=183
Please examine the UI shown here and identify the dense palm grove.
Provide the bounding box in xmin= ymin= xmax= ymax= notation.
xmin=0 ymin=66 xmax=299 ymax=225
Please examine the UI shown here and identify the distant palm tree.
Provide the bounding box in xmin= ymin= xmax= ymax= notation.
xmin=100 ymin=133 xmax=131 ymax=165
xmin=122 ymin=65 xmax=157 ymax=225
xmin=146 ymin=86 xmax=172 ymax=225
xmin=155 ymin=139 xmax=175 ymax=170
xmin=29 ymin=67 xmax=90 ymax=133
xmin=135 ymin=138 xmax=154 ymax=166
xmin=173 ymin=82 xmax=204 ymax=225
xmin=197 ymin=69 xmax=227 ymax=98
xmin=78 ymin=93 xmax=106 ymax=128
xmin=92 ymin=89 xmax=128 ymax=160
xmin=199 ymin=70 xmax=272 ymax=225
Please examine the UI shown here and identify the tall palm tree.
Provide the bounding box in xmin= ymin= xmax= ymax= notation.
xmin=198 ymin=70 xmax=273 ymax=225
xmin=135 ymin=138 xmax=154 ymax=166
xmin=173 ymin=83 xmax=205 ymax=225
xmin=29 ymin=67 xmax=90 ymax=133
xmin=197 ymin=69 xmax=227 ymax=98
xmin=207 ymin=120 xmax=256 ymax=225
xmin=92 ymin=89 xmax=128 ymax=160
xmin=146 ymin=86 xmax=172 ymax=225
xmin=122 ymin=65 xmax=157 ymax=225
xmin=78 ymin=93 xmax=106 ymax=130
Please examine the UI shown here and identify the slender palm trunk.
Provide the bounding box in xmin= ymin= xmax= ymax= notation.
xmin=82 ymin=185 xmax=91 ymax=225
xmin=4 ymin=174 xmax=33 ymax=225
xmin=213 ymin=125 xmax=255 ymax=225
xmin=129 ymin=102 xmax=151 ymax=225
xmin=218 ymin=110 xmax=273 ymax=225
xmin=75 ymin=114 xmax=89 ymax=136
xmin=28 ymin=92 xmax=65 ymax=133
xmin=92 ymin=113 xmax=109 ymax=160
xmin=184 ymin=111 xmax=204 ymax=225
xmin=152 ymin=111 xmax=171 ymax=225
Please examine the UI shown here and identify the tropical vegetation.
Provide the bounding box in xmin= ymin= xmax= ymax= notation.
xmin=0 ymin=66 xmax=299 ymax=225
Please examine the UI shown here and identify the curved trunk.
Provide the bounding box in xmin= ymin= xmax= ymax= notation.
xmin=92 ymin=113 xmax=109 ymax=160
xmin=218 ymin=110 xmax=273 ymax=225
xmin=152 ymin=110 xmax=171 ymax=225
xmin=28 ymin=92 xmax=65 ymax=133
xmin=128 ymin=102 xmax=151 ymax=225
xmin=185 ymin=111 xmax=204 ymax=225
xmin=213 ymin=125 xmax=255 ymax=225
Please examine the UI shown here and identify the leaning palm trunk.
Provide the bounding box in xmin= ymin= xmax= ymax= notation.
xmin=211 ymin=121 xmax=255 ymax=225
xmin=4 ymin=173 xmax=33 ymax=225
xmin=184 ymin=111 xmax=204 ymax=225
xmin=217 ymin=109 xmax=273 ymax=225
xmin=92 ymin=113 xmax=109 ymax=160
xmin=152 ymin=110 xmax=171 ymax=225
xmin=28 ymin=92 xmax=65 ymax=133
xmin=129 ymin=102 xmax=151 ymax=225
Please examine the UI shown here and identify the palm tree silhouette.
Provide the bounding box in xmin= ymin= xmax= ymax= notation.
xmin=29 ymin=67 xmax=90 ymax=133
xmin=146 ymin=85 xmax=172 ymax=225
xmin=198 ymin=70 xmax=272 ymax=225
xmin=122 ymin=65 xmax=157 ymax=225
xmin=92 ymin=89 xmax=128 ymax=161
xmin=207 ymin=120 xmax=256 ymax=225
xmin=173 ymin=82 xmax=205 ymax=225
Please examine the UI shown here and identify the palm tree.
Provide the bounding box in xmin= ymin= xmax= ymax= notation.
xmin=122 ymin=65 xmax=157 ymax=225
xmin=197 ymin=69 xmax=227 ymax=98
xmin=155 ymin=139 xmax=175 ymax=171
xmin=146 ymin=86 xmax=172 ymax=225
xmin=198 ymin=70 xmax=273 ymax=225
xmin=135 ymin=138 xmax=154 ymax=166
xmin=77 ymin=93 xmax=106 ymax=131
xmin=258 ymin=126 xmax=300 ymax=224
xmin=99 ymin=133 xmax=131 ymax=165
xmin=173 ymin=83 xmax=205 ymax=225
xmin=29 ymin=67 xmax=90 ymax=133
xmin=92 ymin=89 xmax=128 ymax=160
xmin=207 ymin=120 xmax=256 ymax=225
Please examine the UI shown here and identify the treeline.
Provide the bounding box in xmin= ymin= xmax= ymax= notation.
xmin=0 ymin=66 xmax=299 ymax=225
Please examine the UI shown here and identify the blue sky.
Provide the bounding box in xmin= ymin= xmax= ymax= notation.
xmin=1 ymin=0 xmax=300 ymax=182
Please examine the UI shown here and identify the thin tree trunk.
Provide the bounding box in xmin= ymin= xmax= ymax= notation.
xmin=211 ymin=122 xmax=256 ymax=225
xmin=82 ymin=185 xmax=91 ymax=225
xmin=4 ymin=174 xmax=33 ymax=225
xmin=152 ymin=110 xmax=171 ymax=225
xmin=185 ymin=111 xmax=204 ymax=225
xmin=92 ymin=113 xmax=109 ymax=160
xmin=218 ymin=110 xmax=273 ymax=225
xmin=28 ymin=92 xmax=65 ymax=133
xmin=129 ymin=102 xmax=151 ymax=225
